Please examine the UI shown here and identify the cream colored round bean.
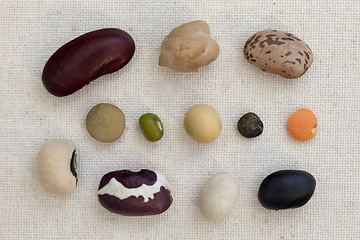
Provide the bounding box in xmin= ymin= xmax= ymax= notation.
xmin=36 ymin=139 xmax=77 ymax=196
xmin=184 ymin=104 xmax=222 ymax=143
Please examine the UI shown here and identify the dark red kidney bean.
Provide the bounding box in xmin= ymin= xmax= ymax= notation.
xmin=42 ymin=28 xmax=135 ymax=97
xmin=258 ymin=170 xmax=316 ymax=210
xmin=98 ymin=169 xmax=173 ymax=216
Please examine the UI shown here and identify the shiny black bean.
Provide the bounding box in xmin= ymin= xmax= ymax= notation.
xmin=258 ymin=170 xmax=316 ymax=210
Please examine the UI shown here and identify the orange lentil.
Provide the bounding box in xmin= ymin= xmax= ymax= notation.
xmin=288 ymin=109 xmax=318 ymax=141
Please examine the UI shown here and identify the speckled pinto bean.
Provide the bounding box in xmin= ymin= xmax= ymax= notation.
xmin=98 ymin=169 xmax=173 ymax=216
xmin=244 ymin=30 xmax=313 ymax=78
xmin=42 ymin=28 xmax=135 ymax=96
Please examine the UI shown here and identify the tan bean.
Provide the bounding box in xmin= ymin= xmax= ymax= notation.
xmin=184 ymin=104 xmax=222 ymax=144
xmin=244 ymin=30 xmax=313 ymax=78
xmin=86 ymin=103 xmax=125 ymax=143
xmin=159 ymin=20 xmax=219 ymax=72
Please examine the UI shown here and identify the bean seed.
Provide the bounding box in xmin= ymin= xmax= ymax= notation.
xmin=159 ymin=20 xmax=219 ymax=72
xmin=198 ymin=172 xmax=238 ymax=222
xmin=288 ymin=109 xmax=317 ymax=141
xmin=237 ymin=112 xmax=263 ymax=138
xmin=258 ymin=170 xmax=316 ymax=210
xmin=98 ymin=169 xmax=173 ymax=216
xmin=36 ymin=139 xmax=77 ymax=196
xmin=139 ymin=113 xmax=164 ymax=142
xmin=42 ymin=28 xmax=135 ymax=96
xmin=184 ymin=104 xmax=222 ymax=143
xmin=244 ymin=30 xmax=313 ymax=78
xmin=86 ymin=103 xmax=125 ymax=143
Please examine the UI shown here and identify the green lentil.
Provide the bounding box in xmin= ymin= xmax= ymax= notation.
xmin=86 ymin=103 xmax=125 ymax=142
xmin=139 ymin=113 xmax=164 ymax=142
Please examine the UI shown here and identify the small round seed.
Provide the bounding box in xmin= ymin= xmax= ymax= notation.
xmin=86 ymin=103 xmax=125 ymax=142
xmin=237 ymin=112 xmax=263 ymax=138
xmin=288 ymin=109 xmax=317 ymax=141
xmin=184 ymin=104 xmax=222 ymax=143
xmin=139 ymin=113 xmax=164 ymax=142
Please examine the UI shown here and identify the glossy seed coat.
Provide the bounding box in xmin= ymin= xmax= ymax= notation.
xmin=139 ymin=113 xmax=164 ymax=142
xmin=98 ymin=169 xmax=173 ymax=216
xmin=42 ymin=28 xmax=135 ymax=96
xmin=258 ymin=170 xmax=316 ymax=210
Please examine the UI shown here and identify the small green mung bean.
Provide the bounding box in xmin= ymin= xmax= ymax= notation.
xmin=139 ymin=113 xmax=164 ymax=142
xmin=237 ymin=112 xmax=263 ymax=138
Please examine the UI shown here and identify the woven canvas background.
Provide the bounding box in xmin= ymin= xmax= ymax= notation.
xmin=1 ymin=0 xmax=359 ymax=239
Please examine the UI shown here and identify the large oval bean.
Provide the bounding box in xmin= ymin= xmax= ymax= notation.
xmin=98 ymin=169 xmax=173 ymax=216
xmin=258 ymin=170 xmax=316 ymax=210
xmin=42 ymin=28 xmax=135 ymax=97
xmin=244 ymin=30 xmax=313 ymax=78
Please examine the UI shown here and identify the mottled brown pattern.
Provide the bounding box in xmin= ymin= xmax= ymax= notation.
xmin=244 ymin=34 xmax=256 ymax=50
xmin=249 ymin=35 xmax=262 ymax=50
xmin=259 ymin=35 xmax=285 ymax=48
xmin=284 ymin=61 xmax=296 ymax=65
xmin=243 ymin=30 xmax=313 ymax=78
xmin=304 ymin=51 xmax=310 ymax=60
xmin=281 ymin=37 xmax=295 ymax=41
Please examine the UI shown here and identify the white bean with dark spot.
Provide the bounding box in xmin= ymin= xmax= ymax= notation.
xmin=244 ymin=30 xmax=313 ymax=78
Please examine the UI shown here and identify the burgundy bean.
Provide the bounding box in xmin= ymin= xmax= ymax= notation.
xmin=98 ymin=169 xmax=173 ymax=216
xmin=42 ymin=28 xmax=135 ymax=97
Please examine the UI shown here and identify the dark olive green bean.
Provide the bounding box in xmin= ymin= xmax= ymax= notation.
xmin=237 ymin=112 xmax=263 ymax=138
